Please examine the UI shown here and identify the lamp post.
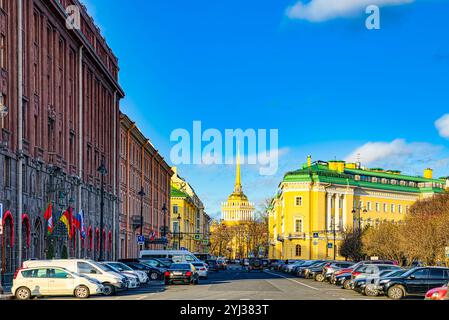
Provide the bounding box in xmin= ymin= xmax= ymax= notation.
xmin=138 ymin=187 xmax=146 ymax=251
xmin=352 ymin=206 xmax=368 ymax=234
xmin=162 ymin=203 xmax=167 ymax=249
xmin=177 ymin=214 xmax=182 ymax=250
xmin=97 ymin=158 xmax=108 ymax=261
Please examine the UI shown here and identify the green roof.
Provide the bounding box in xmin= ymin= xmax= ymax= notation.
xmin=283 ymin=163 xmax=446 ymax=194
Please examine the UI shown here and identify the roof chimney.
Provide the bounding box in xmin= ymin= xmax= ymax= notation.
xmin=424 ymin=168 xmax=433 ymax=179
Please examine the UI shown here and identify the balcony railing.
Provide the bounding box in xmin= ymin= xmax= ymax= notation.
xmin=288 ymin=232 xmax=306 ymax=240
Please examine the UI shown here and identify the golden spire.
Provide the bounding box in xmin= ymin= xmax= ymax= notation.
xmin=234 ymin=142 xmax=242 ymax=193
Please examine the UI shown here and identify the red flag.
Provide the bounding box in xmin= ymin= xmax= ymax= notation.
xmin=44 ymin=203 xmax=52 ymax=221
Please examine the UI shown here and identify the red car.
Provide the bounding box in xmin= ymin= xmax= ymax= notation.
xmin=425 ymin=285 xmax=449 ymax=300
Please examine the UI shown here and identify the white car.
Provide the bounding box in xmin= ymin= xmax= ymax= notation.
xmin=12 ymin=266 xmax=104 ymax=300
xmin=100 ymin=263 xmax=140 ymax=289
xmin=102 ymin=262 xmax=149 ymax=284
xmin=23 ymin=259 xmax=127 ymax=296
xmin=192 ymin=262 xmax=209 ymax=279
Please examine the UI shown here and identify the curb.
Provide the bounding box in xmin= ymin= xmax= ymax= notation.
xmin=0 ymin=295 xmax=14 ymax=300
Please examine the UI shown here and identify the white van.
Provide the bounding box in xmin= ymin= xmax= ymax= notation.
xmin=139 ymin=250 xmax=200 ymax=263
xmin=22 ymin=259 xmax=127 ymax=296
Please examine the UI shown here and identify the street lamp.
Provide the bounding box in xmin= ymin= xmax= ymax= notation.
xmin=162 ymin=203 xmax=167 ymax=249
xmin=97 ymin=157 xmax=108 ymax=261
xmin=177 ymin=214 xmax=182 ymax=250
xmin=138 ymin=187 xmax=146 ymax=251
xmin=352 ymin=206 xmax=368 ymax=234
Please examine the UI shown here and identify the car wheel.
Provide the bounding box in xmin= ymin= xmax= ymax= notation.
xmin=315 ymin=274 xmax=325 ymax=282
xmin=15 ymin=287 xmax=31 ymax=300
xmin=343 ymin=280 xmax=352 ymax=290
xmin=387 ymin=285 xmax=405 ymax=300
xmin=150 ymin=272 xmax=159 ymax=281
xmin=364 ymin=287 xmax=378 ymax=297
xmin=74 ymin=285 xmax=90 ymax=299
xmin=102 ymin=284 xmax=116 ymax=296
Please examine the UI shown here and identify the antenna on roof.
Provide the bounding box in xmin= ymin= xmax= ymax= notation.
xmin=356 ymin=153 xmax=361 ymax=169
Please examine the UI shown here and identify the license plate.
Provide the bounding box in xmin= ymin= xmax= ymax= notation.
xmin=173 ymin=272 xmax=182 ymax=276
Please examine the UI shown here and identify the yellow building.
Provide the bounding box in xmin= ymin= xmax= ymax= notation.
xmin=268 ymin=156 xmax=449 ymax=261
xmin=220 ymin=149 xmax=255 ymax=259
xmin=170 ymin=168 xmax=211 ymax=253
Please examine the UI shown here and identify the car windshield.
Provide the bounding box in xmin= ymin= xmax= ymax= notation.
xmin=90 ymin=261 xmax=110 ymax=272
xmin=171 ymin=264 xmax=191 ymax=270
xmin=399 ymin=268 xmax=417 ymax=278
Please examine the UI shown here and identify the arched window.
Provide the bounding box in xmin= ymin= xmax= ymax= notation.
xmin=2 ymin=211 xmax=15 ymax=273
xmin=295 ymin=244 xmax=302 ymax=257
xmin=33 ymin=218 xmax=43 ymax=259
xmin=22 ymin=214 xmax=31 ymax=261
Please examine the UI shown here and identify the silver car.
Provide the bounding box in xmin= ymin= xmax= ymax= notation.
xmin=192 ymin=262 xmax=209 ymax=279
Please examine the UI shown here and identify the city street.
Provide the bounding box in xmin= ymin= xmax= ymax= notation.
xmin=40 ymin=265 xmax=391 ymax=301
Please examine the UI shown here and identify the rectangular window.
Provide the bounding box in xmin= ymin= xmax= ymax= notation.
xmin=294 ymin=219 xmax=303 ymax=233
xmin=173 ymin=205 xmax=179 ymax=214
xmin=391 ymin=204 xmax=395 ymax=213
xmin=384 ymin=204 xmax=388 ymax=213
xmin=295 ymin=197 xmax=303 ymax=206
xmin=367 ymin=202 xmax=372 ymax=211
xmin=376 ymin=203 xmax=380 ymax=212
xmin=0 ymin=34 xmax=6 ymax=70
xmin=398 ymin=205 xmax=402 ymax=214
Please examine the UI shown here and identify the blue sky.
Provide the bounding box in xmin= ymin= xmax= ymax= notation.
xmin=85 ymin=0 xmax=449 ymax=219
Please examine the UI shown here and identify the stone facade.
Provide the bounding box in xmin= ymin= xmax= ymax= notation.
xmin=0 ymin=0 xmax=124 ymax=284
xmin=119 ymin=113 xmax=173 ymax=259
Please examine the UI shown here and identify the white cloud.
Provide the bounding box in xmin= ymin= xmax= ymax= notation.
xmin=435 ymin=114 xmax=449 ymax=139
xmin=286 ymin=0 xmax=414 ymax=22
xmin=344 ymin=139 xmax=442 ymax=169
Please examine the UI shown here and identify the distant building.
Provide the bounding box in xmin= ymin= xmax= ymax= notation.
xmin=119 ymin=113 xmax=172 ymax=258
xmin=170 ymin=167 xmax=211 ymax=253
xmin=268 ymin=156 xmax=449 ymax=260
xmin=220 ymin=149 xmax=255 ymax=259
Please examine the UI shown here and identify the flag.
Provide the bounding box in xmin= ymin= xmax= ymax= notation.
xmin=43 ymin=203 xmax=54 ymax=235
xmin=78 ymin=210 xmax=86 ymax=239
xmin=60 ymin=208 xmax=73 ymax=239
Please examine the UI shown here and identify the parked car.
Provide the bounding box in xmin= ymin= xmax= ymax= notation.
xmin=102 ymin=262 xmax=149 ymax=284
xmin=100 ymin=263 xmax=140 ymax=289
xmin=121 ymin=261 xmax=164 ymax=281
xmin=285 ymin=260 xmax=306 ymax=273
xmin=425 ymin=283 xmax=449 ymax=300
xmin=335 ymin=272 xmax=353 ymax=288
xmin=331 ymin=260 xmax=397 ymax=285
xmin=192 ymin=262 xmax=209 ymax=279
xmin=345 ymin=264 xmax=403 ymax=290
xmin=12 ymin=266 xmax=104 ymax=300
xmin=352 ymin=269 xmax=405 ymax=295
xmin=353 ymin=269 xmax=407 ymax=297
xmin=248 ymin=259 xmax=264 ymax=272
xmin=296 ymin=260 xmax=326 ymax=277
xmin=268 ymin=260 xmax=281 ymax=270
xmin=381 ymin=267 xmax=449 ymax=299
xmin=319 ymin=261 xmax=355 ymax=282
xmin=303 ymin=261 xmax=331 ymax=279
xmin=205 ymin=259 xmax=219 ymax=272
xmin=138 ymin=258 xmax=171 ymax=270
xmin=22 ymin=259 xmax=127 ymax=296
xmin=164 ymin=263 xmax=199 ymax=285
xmin=0 ymin=284 xmax=3 ymax=295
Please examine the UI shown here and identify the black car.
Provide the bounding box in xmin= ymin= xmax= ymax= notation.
xmin=164 ymin=263 xmax=200 ymax=285
xmin=121 ymin=261 xmax=164 ymax=281
xmin=354 ymin=269 xmax=406 ymax=296
xmin=382 ymin=267 xmax=449 ymax=299
xmin=205 ymin=259 xmax=219 ymax=272
xmin=248 ymin=259 xmax=264 ymax=272
xmin=335 ymin=272 xmax=352 ymax=287
xmin=303 ymin=261 xmax=332 ymax=279
xmin=296 ymin=260 xmax=326 ymax=277
xmin=139 ymin=258 xmax=172 ymax=269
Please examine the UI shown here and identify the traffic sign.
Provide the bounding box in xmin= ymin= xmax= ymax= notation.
xmin=202 ymin=240 xmax=209 ymax=245
xmin=194 ymin=234 xmax=202 ymax=241
xmin=313 ymin=232 xmax=319 ymax=239
xmin=327 ymin=243 xmax=333 ymax=249
xmin=137 ymin=235 xmax=145 ymax=245
xmin=313 ymin=241 xmax=318 ymax=246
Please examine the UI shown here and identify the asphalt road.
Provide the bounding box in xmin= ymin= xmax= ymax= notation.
xmin=41 ymin=265 xmax=390 ymax=300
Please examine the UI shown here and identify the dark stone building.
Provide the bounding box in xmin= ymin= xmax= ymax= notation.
xmin=0 ymin=0 xmax=124 ymax=284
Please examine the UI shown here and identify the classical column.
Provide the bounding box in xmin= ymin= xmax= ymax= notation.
xmin=335 ymin=194 xmax=341 ymax=231
xmin=326 ymin=193 xmax=332 ymax=231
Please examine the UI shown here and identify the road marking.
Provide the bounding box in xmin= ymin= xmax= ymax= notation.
xmin=264 ymin=270 xmax=320 ymax=291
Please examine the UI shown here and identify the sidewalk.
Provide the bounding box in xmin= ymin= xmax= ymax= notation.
xmin=0 ymin=286 xmax=13 ymax=300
